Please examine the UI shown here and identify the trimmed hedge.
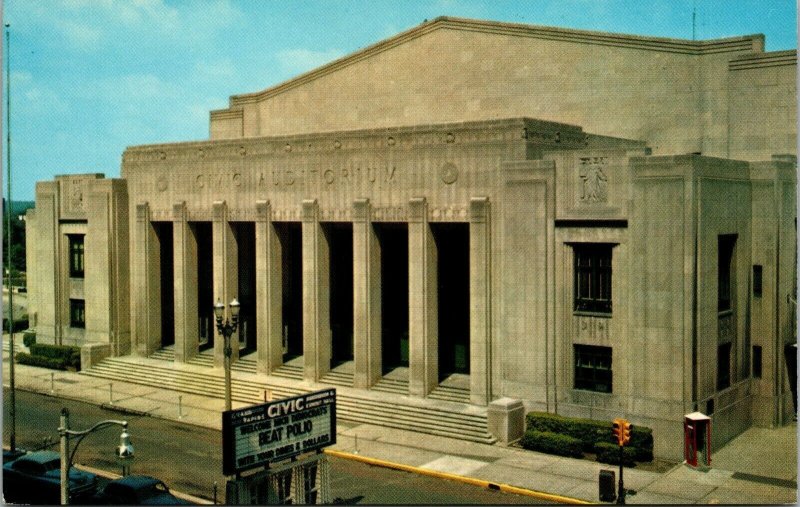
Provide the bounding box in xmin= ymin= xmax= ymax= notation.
xmin=594 ymin=442 xmax=637 ymax=467
xmin=22 ymin=331 xmax=36 ymax=348
xmin=526 ymin=412 xmax=654 ymax=462
xmin=16 ymin=352 xmax=70 ymax=370
xmin=520 ymin=430 xmax=583 ymax=458
xmin=28 ymin=343 xmax=81 ymax=370
xmin=3 ymin=316 xmax=29 ymax=332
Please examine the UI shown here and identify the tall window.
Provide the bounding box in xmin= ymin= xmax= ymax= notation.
xmin=718 ymin=235 xmax=737 ymax=312
xmin=752 ymin=345 xmax=763 ymax=378
xmin=68 ymin=235 xmax=85 ymax=278
xmin=717 ymin=342 xmax=731 ymax=390
xmin=574 ymin=344 xmax=612 ymax=393
xmin=574 ymin=244 xmax=612 ymax=314
xmin=752 ymin=265 xmax=763 ymax=298
xmin=69 ymin=299 xmax=85 ymax=328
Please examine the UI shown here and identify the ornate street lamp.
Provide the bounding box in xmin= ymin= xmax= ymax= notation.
xmin=58 ymin=407 xmax=135 ymax=505
xmin=214 ymin=298 xmax=240 ymax=412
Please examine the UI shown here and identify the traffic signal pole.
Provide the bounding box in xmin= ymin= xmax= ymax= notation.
xmin=616 ymin=444 xmax=625 ymax=504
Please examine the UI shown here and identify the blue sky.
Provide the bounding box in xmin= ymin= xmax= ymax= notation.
xmin=3 ymin=0 xmax=797 ymax=200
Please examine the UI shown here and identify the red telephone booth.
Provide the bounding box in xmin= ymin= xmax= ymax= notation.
xmin=684 ymin=412 xmax=712 ymax=467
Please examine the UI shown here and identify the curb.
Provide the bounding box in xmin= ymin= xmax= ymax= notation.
xmin=324 ymin=449 xmax=595 ymax=505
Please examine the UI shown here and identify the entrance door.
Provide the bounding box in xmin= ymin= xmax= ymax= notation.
xmin=276 ymin=222 xmax=303 ymax=359
xmin=153 ymin=222 xmax=174 ymax=348
xmin=234 ymin=222 xmax=257 ymax=353
xmin=193 ymin=222 xmax=214 ymax=350
xmin=325 ymin=223 xmax=353 ymax=367
xmin=433 ymin=223 xmax=470 ymax=378
xmin=376 ymin=223 xmax=409 ymax=372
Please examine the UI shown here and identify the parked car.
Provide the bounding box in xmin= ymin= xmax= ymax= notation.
xmin=2 ymin=450 xmax=98 ymax=504
xmin=92 ymin=475 xmax=192 ymax=505
xmin=2 ymin=447 xmax=27 ymax=464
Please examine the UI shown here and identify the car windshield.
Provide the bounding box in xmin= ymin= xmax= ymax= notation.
xmin=138 ymin=482 xmax=168 ymax=501
xmin=42 ymin=459 xmax=60 ymax=471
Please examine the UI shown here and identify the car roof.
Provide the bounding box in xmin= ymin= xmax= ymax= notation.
xmin=110 ymin=475 xmax=162 ymax=488
xmin=15 ymin=451 xmax=60 ymax=464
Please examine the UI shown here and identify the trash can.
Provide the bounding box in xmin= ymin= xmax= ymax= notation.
xmin=599 ymin=469 xmax=616 ymax=502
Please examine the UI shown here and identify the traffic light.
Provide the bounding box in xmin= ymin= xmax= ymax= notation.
xmin=612 ymin=418 xmax=623 ymax=445
xmin=612 ymin=418 xmax=632 ymax=446
xmin=622 ymin=420 xmax=633 ymax=446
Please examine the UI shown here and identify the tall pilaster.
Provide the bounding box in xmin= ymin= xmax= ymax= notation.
xmin=469 ymin=197 xmax=491 ymax=405
xmin=256 ymin=200 xmax=283 ymax=374
xmin=173 ymin=202 xmax=199 ymax=363
xmin=408 ymin=197 xmax=438 ymax=397
xmin=34 ymin=182 xmax=62 ymax=345
xmin=213 ymin=201 xmax=239 ymax=367
xmin=302 ymin=199 xmax=331 ymax=381
xmin=353 ymin=199 xmax=382 ymax=388
xmin=133 ymin=202 xmax=161 ymax=356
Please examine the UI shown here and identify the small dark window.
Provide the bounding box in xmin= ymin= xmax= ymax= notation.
xmin=574 ymin=244 xmax=613 ymax=314
xmin=706 ymin=398 xmax=715 ymax=416
xmin=718 ymin=235 xmax=736 ymax=312
xmin=68 ymin=235 xmax=85 ymax=278
xmin=717 ymin=342 xmax=731 ymax=390
xmin=70 ymin=299 xmax=85 ymax=328
xmin=574 ymin=344 xmax=612 ymax=393
xmin=753 ymin=345 xmax=762 ymax=378
xmin=753 ymin=265 xmax=762 ymax=298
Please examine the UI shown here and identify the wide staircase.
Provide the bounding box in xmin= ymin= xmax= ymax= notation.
xmin=81 ymin=349 xmax=496 ymax=444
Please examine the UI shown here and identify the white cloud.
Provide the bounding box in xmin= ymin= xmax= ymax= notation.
xmin=21 ymin=86 xmax=70 ymax=115
xmin=89 ymin=73 xmax=181 ymax=103
xmin=60 ymin=20 xmax=104 ymax=48
xmin=275 ymin=48 xmax=345 ymax=75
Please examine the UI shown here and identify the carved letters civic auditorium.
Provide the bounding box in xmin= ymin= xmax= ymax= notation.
xmin=194 ymin=165 xmax=398 ymax=189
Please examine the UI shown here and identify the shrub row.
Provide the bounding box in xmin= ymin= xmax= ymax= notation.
xmin=23 ymin=331 xmax=36 ymax=348
xmin=526 ymin=412 xmax=653 ymax=462
xmin=16 ymin=352 xmax=71 ymax=370
xmin=594 ymin=442 xmax=637 ymax=467
xmin=520 ymin=430 xmax=583 ymax=458
xmin=28 ymin=343 xmax=81 ymax=370
xmin=2 ymin=316 xmax=29 ymax=333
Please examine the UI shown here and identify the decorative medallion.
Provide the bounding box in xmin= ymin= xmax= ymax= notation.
xmin=579 ymin=157 xmax=609 ymax=203
xmin=440 ymin=162 xmax=458 ymax=184
xmin=284 ymin=143 xmax=292 ymax=152
xmin=387 ymin=136 xmax=396 ymax=146
xmin=238 ymin=146 xmax=246 ymax=156
xmin=446 ymin=132 xmax=455 ymax=143
xmin=157 ymin=177 xmax=168 ymax=192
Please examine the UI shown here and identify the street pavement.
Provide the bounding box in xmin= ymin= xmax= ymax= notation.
xmin=3 ymin=336 xmax=797 ymax=504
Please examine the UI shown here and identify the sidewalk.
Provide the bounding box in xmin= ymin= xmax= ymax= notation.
xmin=3 ymin=340 xmax=797 ymax=504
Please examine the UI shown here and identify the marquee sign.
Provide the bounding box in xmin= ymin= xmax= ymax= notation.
xmin=222 ymin=389 xmax=336 ymax=475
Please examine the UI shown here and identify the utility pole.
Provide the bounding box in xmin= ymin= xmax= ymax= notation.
xmin=5 ymin=21 xmax=17 ymax=453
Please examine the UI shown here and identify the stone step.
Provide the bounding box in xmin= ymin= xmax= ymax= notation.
xmin=272 ymin=364 xmax=303 ymax=380
xmin=371 ymin=377 xmax=409 ymax=395
xmin=85 ymin=364 xmax=486 ymax=431
xmin=320 ymin=370 xmax=354 ymax=387
xmin=82 ymin=356 xmax=494 ymax=443
xmin=428 ymin=385 xmax=471 ymax=404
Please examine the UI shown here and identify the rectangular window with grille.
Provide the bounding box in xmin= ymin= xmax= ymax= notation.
xmin=68 ymin=235 xmax=85 ymax=278
xmin=718 ymin=235 xmax=736 ymax=312
xmin=70 ymin=299 xmax=85 ymax=328
xmin=717 ymin=342 xmax=731 ymax=390
xmin=574 ymin=344 xmax=612 ymax=393
xmin=574 ymin=244 xmax=613 ymax=314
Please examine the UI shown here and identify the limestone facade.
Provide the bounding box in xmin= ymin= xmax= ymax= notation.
xmin=26 ymin=18 xmax=796 ymax=459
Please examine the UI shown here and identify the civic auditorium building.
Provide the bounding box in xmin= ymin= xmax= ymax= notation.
xmin=25 ymin=17 xmax=797 ymax=459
